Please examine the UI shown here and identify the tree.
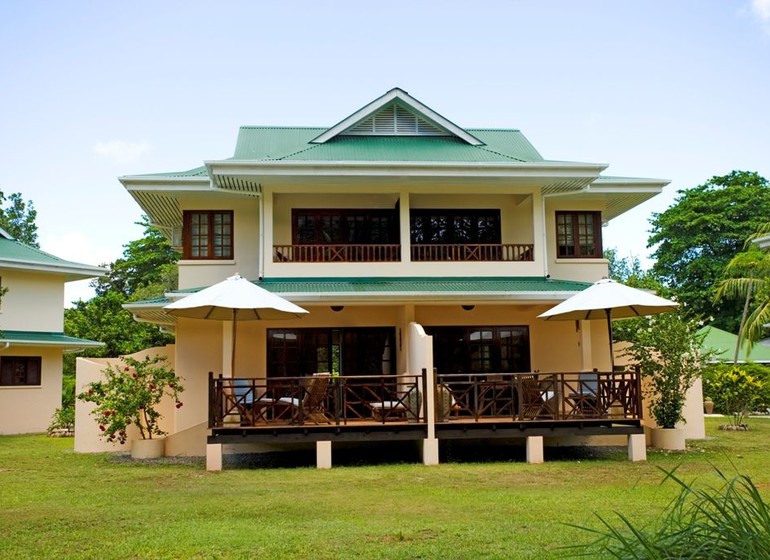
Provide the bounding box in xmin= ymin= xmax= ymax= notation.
xmin=713 ymin=223 xmax=770 ymax=355
xmin=605 ymin=249 xmax=664 ymax=291
xmin=648 ymin=171 xmax=770 ymax=332
xmin=0 ymin=190 xmax=39 ymax=247
xmin=64 ymin=219 xmax=178 ymax=362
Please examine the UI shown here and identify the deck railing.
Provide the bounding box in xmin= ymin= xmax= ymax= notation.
xmin=209 ymin=369 xmax=642 ymax=429
xmin=411 ymin=243 xmax=534 ymax=262
xmin=273 ymin=244 xmax=401 ymax=263
xmin=272 ymin=243 xmax=535 ymax=263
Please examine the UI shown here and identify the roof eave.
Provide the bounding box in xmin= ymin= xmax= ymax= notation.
xmin=0 ymin=260 xmax=107 ymax=280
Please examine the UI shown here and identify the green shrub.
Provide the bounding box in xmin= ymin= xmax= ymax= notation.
xmin=703 ymin=363 xmax=769 ymax=421
xmin=568 ymin=468 xmax=770 ymax=559
xmin=47 ymin=405 xmax=74 ymax=435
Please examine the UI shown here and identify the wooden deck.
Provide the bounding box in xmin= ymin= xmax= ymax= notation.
xmin=208 ymin=370 xmax=644 ymax=445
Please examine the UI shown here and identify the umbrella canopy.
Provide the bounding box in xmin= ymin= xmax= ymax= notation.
xmin=164 ymin=274 xmax=308 ymax=375
xmin=537 ymin=278 xmax=678 ymax=369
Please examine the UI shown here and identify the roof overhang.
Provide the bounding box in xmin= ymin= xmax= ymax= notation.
xmin=0 ymin=260 xmax=107 ymax=281
xmin=124 ymin=277 xmax=591 ymax=326
xmin=0 ymin=331 xmax=105 ymax=350
xmin=204 ymin=159 xmax=609 ymax=193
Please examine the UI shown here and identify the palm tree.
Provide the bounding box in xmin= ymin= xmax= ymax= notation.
xmin=714 ymin=223 xmax=770 ymax=360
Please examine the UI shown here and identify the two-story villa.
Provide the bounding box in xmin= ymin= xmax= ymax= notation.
xmin=78 ymin=88 xmax=676 ymax=469
xmin=0 ymin=228 xmax=105 ymax=434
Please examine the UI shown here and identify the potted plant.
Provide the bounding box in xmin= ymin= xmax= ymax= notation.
xmin=78 ymin=355 xmax=183 ymax=459
xmin=622 ymin=311 xmax=712 ymax=450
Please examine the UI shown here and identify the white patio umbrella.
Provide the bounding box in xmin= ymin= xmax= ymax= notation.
xmin=537 ymin=278 xmax=679 ymax=370
xmin=164 ymin=274 xmax=308 ymax=376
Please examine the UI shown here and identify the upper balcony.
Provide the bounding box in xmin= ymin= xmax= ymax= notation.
xmin=272 ymin=243 xmax=534 ymax=263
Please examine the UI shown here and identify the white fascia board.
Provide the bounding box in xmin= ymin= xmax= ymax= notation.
xmin=0 ymin=339 xmax=105 ymax=348
xmin=310 ymin=88 xmax=484 ymax=146
xmin=589 ymin=177 xmax=670 ymax=191
xmin=120 ymin=176 xmax=211 ymax=191
xmin=205 ymin=159 xmax=608 ymax=180
xmin=0 ymin=259 xmax=107 ymax=280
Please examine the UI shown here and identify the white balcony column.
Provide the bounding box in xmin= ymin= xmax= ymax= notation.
xmin=399 ymin=190 xmax=411 ymax=264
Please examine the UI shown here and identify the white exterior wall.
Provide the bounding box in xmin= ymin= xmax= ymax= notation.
xmin=0 ymin=346 xmax=62 ymax=434
xmin=177 ymin=196 xmax=260 ymax=289
xmin=75 ymin=346 xmax=176 ymax=453
xmin=1 ymin=269 xmax=66 ymax=331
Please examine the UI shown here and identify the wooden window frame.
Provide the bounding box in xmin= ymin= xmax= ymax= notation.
xmin=291 ymin=209 xmax=399 ymax=245
xmin=182 ymin=210 xmax=233 ymax=260
xmin=555 ymin=210 xmax=603 ymax=258
xmin=0 ymin=356 xmax=42 ymax=386
xmin=410 ymin=209 xmax=501 ymax=244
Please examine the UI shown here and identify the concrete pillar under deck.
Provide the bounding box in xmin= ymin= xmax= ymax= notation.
xmin=526 ymin=436 xmax=544 ymax=464
xmin=627 ymin=433 xmax=647 ymax=462
xmin=422 ymin=437 xmax=440 ymax=465
xmin=316 ymin=441 xmax=332 ymax=469
xmin=206 ymin=443 xmax=223 ymax=472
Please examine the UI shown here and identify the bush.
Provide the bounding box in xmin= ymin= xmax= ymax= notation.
xmin=703 ymin=362 xmax=770 ymax=420
xmin=568 ymin=468 xmax=770 ymax=559
xmin=77 ymin=355 xmax=183 ymax=443
xmin=47 ymin=405 xmax=75 ymax=435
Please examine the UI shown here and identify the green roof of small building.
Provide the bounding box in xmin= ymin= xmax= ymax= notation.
xmin=0 ymin=330 xmax=104 ymax=348
xmin=0 ymin=232 xmax=106 ymax=280
xmin=698 ymin=326 xmax=770 ymax=363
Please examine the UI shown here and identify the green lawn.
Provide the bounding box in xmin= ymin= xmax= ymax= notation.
xmin=1 ymin=417 xmax=768 ymax=559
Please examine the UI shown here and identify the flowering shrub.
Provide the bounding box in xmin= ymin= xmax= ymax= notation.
xmin=77 ymin=355 xmax=183 ymax=443
xmin=704 ymin=366 xmax=764 ymax=427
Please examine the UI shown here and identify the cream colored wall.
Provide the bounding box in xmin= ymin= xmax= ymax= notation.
xmin=1 ymin=269 xmax=65 ymax=331
xmin=0 ymin=346 xmax=62 ymax=434
xmin=543 ymin=199 xmax=610 ymax=282
xmin=177 ymin=196 xmax=260 ymax=289
xmin=74 ymin=346 xmax=176 ymax=453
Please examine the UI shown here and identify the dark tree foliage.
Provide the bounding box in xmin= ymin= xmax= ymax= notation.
xmin=64 ymin=219 xmax=178 ymax=365
xmin=648 ymin=171 xmax=770 ymax=332
xmin=0 ymin=190 xmax=38 ymax=247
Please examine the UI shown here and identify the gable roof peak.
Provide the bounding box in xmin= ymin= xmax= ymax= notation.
xmin=311 ymin=88 xmax=484 ymax=146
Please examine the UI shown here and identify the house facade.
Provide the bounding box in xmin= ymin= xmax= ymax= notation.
xmin=79 ymin=88 xmax=686 ymax=468
xmin=0 ymin=229 xmax=105 ymax=434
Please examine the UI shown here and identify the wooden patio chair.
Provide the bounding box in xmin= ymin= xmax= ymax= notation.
xmin=567 ymin=371 xmax=603 ymax=418
xmin=278 ymin=373 xmax=333 ymax=424
xmin=518 ymin=375 xmax=555 ymax=420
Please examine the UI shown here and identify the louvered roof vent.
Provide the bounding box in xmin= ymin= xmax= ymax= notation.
xmin=344 ymin=103 xmax=448 ymax=137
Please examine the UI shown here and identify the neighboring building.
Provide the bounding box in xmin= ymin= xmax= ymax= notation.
xmin=78 ymin=88 xmax=682 ymax=467
xmin=0 ymin=228 xmax=105 ymax=434
xmin=699 ymin=326 xmax=770 ymax=364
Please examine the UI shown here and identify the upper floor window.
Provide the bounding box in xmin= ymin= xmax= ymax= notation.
xmin=410 ymin=209 xmax=501 ymax=244
xmin=183 ymin=210 xmax=233 ymax=259
xmin=1 ymin=356 xmax=41 ymax=386
xmin=556 ymin=211 xmax=602 ymax=258
xmin=292 ymin=209 xmax=398 ymax=245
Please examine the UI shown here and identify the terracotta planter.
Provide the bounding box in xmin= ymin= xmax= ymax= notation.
xmin=651 ymin=427 xmax=685 ymax=451
xmin=703 ymin=400 xmax=714 ymax=414
xmin=131 ymin=438 xmax=165 ymax=459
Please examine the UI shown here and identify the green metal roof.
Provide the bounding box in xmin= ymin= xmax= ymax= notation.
xmin=230 ymin=127 xmax=544 ymax=163
xmin=698 ymin=326 xmax=770 ymax=363
xmin=0 ymin=330 xmax=105 ymax=348
xmin=0 ymin=234 xmax=106 ymax=279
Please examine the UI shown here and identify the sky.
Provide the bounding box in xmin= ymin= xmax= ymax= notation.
xmin=2 ymin=1 xmax=770 ymax=306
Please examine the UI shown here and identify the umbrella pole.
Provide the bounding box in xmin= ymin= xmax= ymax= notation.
xmin=231 ymin=310 xmax=237 ymax=378
xmin=606 ymin=308 xmax=615 ymax=372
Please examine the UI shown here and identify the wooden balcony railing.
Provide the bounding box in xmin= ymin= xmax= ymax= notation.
xmin=410 ymin=243 xmax=533 ymax=262
xmin=209 ymin=369 xmax=642 ymax=429
xmin=273 ymin=243 xmax=534 ymax=263
xmin=273 ymin=244 xmax=401 ymax=263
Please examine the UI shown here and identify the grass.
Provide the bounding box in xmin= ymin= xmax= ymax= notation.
xmin=0 ymin=417 xmax=768 ymax=559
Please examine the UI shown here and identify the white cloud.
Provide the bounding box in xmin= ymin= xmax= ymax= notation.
xmin=93 ymin=140 xmax=150 ymax=163
xmin=40 ymin=232 xmax=118 ymax=307
xmin=750 ymin=0 xmax=770 ymax=21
